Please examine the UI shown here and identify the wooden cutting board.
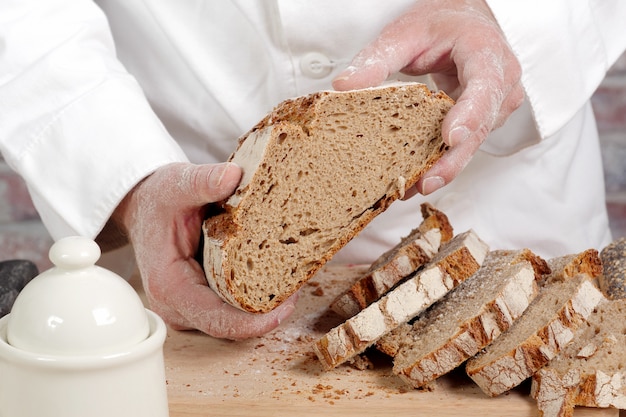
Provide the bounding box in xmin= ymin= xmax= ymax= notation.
xmin=132 ymin=265 xmax=621 ymax=417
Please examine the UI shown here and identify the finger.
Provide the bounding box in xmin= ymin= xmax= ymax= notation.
xmin=168 ymin=279 xmax=298 ymax=339
xmin=149 ymin=258 xmax=299 ymax=340
xmin=175 ymin=162 xmax=243 ymax=207
xmin=184 ymin=289 xmax=298 ymax=340
xmin=416 ymin=135 xmax=480 ymax=195
xmin=332 ymin=19 xmax=421 ymax=91
xmin=445 ymin=31 xmax=523 ymax=140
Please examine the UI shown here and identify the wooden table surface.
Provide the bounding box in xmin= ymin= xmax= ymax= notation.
xmin=132 ymin=265 xmax=622 ymax=417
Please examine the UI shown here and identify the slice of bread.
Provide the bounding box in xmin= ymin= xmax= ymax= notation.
xmin=202 ymin=83 xmax=454 ymax=313
xmin=465 ymin=274 xmax=606 ymax=397
xmin=530 ymin=299 xmax=626 ymax=417
xmin=377 ymin=249 xmax=551 ymax=359
xmin=387 ymin=249 xmax=547 ymax=389
xmin=330 ymin=203 xmax=454 ymax=318
xmin=541 ymin=249 xmax=602 ymax=285
xmin=599 ymin=238 xmax=626 ymax=300
xmin=313 ymin=229 xmax=489 ymax=370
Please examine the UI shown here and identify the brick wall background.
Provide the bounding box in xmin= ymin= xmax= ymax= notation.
xmin=1 ymin=52 xmax=626 ymax=271
xmin=594 ymin=52 xmax=626 ymax=239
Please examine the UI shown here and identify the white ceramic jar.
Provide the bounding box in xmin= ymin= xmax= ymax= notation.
xmin=0 ymin=236 xmax=169 ymax=417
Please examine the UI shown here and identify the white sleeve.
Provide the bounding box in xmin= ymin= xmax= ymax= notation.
xmin=0 ymin=0 xmax=188 ymax=240
xmin=485 ymin=0 xmax=626 ymax=138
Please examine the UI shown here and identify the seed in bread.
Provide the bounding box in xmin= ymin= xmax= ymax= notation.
xmin=330 ymin=203 xmax=454 ymax=318
xmin=387 ymin=249 xmax=546 ymax=389
xmin=530 ymin=299 xmax=626 ymax=417
xmin=203 ymin=83 xmax=454 ymax=313
xmin=465 ymin=275 xmax=606 ymax=397
xmin=599 ymin=238 xmax=626 ymax=300
xmin=313 ymin=229 xmax=488 ymax=370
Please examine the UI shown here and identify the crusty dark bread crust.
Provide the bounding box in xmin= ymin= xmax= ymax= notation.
xmin=541 ymin=249 xmax=602 ymax=286
xmin=384 ymin=249 xmax=546 ymax=389
xmin=203 ymin=83 xmax=453 ymax=313
xmin=330 ymin=203 xmax=454 ymax=318
xmin=530 ymin=299 xmax=626 ymax=417
xmin=599 ymin=238 xmax=626 ymax=300
xmin=313 ymin=230 xmax=488 ymax=370
xmin=465 ymin=275 xmax=606 ymax=397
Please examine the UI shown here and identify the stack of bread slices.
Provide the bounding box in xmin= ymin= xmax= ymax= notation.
xmin=313 ymin=206 xmax=625 ymax=417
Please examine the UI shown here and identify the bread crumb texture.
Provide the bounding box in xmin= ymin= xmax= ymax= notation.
xmin=308 ymin=217 xmax=626 ymax=416
xmin=203 ymin=83 xmax=453 ymax=313
xmin=390 ymin=249 xmax=543 ymax=389
xmin=531 ymin=299 xmax=626 ymax=417
xmin=330 ymin=203 xmax=453 ymax=318
xmin=465 ymin=276 xmax=606 ymax=397
xmin=313 ymin=230 xmax=489 ymax=370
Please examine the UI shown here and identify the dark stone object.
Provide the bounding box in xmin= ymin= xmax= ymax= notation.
xmin=0 ymin=260 xmax=39 ymax=318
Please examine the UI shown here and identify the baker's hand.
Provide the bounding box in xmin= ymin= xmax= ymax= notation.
xmin=112 ymin=162 xmax=297 ymax=340
xmin=333 ymin=0 xmax=524 ymax=195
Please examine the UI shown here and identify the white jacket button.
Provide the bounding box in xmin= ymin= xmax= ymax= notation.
xmin=300 ymin=52 xmax=333 ymax=79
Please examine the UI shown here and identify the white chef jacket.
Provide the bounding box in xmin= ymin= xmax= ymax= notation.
xmin=1 ymin=0 xmax=625 ymax=264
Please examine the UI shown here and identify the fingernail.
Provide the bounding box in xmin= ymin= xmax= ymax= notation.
xmin=332 ymin=65 xmax=357 ymax=83
xmin=276 ymin=303 xmax=296 ymax=325
xmin=448 ymin=126 xmax=471 ymax=147
xmin=209 ymin=162 xmax=232 ymax=188
xmin=421 ymin=176 xmax=445 ymax=195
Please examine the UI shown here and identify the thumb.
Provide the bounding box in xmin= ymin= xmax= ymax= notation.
xmin=177 ymin=162 xmax=243 ymax=206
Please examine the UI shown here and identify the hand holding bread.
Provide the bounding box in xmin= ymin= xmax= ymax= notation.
xmin=333 ymin=0 xmax=524 ymax=195
xmin=110 ymin=162 xmax=297 ymax=339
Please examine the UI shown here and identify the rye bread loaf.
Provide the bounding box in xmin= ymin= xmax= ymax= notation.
xmin=385 ymin=249 xmax=548 ymax=389
xmin=599 ymin=238 xmax=626 ymax=299
xmin=202 ymin=83 xmax=454 ymax=313
xmin=313 ymin=229 xmax=489 ymax=370
xmin=330 ymin=203 xmax=454 ymax=318
xmin=530 ymin=299 xmax=626 ymax=417
xmin=465 ymin=274 xmax=606 ymax=397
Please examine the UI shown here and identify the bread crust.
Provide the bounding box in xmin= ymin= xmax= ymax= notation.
xmin=203 ymin=83 xmax=454 ymax=313
xmin=313 ymin=230 xmax=489 ymax=370
xmin=542 ymin=249 xmax=602 ymax=285
xmin=465 ymin=276 xmax=606 ymax=397
xmin=389 ymin=249 xmax=546 ymax=389
xmin=530 ymin=299 xmax=626 ymax=417
xmin=599 ymin=238 xmax=626 ymax=300
xmin=330 ymin=203 xmax=454 ymax=318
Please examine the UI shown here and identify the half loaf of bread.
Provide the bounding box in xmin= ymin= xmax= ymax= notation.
xmin=330 ymin=203 xmax=454 ymax=318
xmin=530 ymin=299 xmax=626 ymax=417
xmin=465 ymin=274 xmax=606 ymax=397
xmin=202 ymin=83 xmax=453 ymax=313
xmin=387 ymin=249 xmax=548 ymax=389
xmin=313 ymin=229 xmax=488 ymax=370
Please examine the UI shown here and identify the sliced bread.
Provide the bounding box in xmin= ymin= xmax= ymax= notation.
xmin=313 ymin=229 xmax=489 ymax=370
xmin=330 ymin=202 xmax=454 ymax=318
xmin=599 ymin=238 xmax=626 ymax=300
xmin=465 ymin=274 xmax=606 ymax=397
xmin=202 ymin=83 xmax=454 ymax=313
xmin=387 ymin=249 xmax=547 ymax=389
xmin=530 ymin=299 xmax=626 ymax=417
xmin=542 ymin=249 xmax=602 ymax=285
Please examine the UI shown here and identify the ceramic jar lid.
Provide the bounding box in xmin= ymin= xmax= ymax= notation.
xmin=6 ymin=236 xmax=150 ymax=356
